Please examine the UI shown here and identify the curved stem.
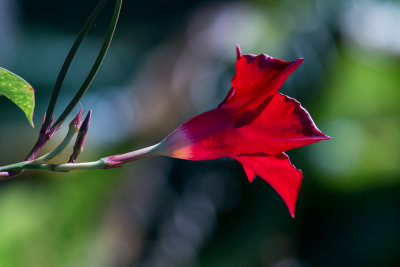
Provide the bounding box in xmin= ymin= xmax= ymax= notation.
xmin=18 ymin=0 xmax=123 ymax=176
xmin=34 ymin=126 xmax=78 ymax=164
xmin=44 ymin=0 xmax=110 ymax=127
xmin=51 ymin=0 xmax=123 ymax=129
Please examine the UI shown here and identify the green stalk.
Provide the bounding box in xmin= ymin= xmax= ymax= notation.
xmin=0 ymin=158 xmax=103 ymax=173
xmin=34 ymin=124 xmax=79 ymax=164
xmin=0 ymin=144 xmax=160 ymax=174
xmin=23 ymin=160 xmax=107 ymax=172
xmin=20 ymin=0 xmax=123 ymax=174
xmin=51 ymin=0 xmax=123 ymax=129
xmin=44 ymin=0 xmax=110 ymax=127
xmin=2 ymin=0 xmax=123 ymax=179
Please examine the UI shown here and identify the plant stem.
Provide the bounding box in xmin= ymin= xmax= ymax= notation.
xmin=16 ymin=0 xmax=123 ymax=177
xmin=26 ymin=134 xmax=49 ymax=161
xmin=51 ymin=0 xmax=123 ymax=129
xmin=0 ymin=160 xmax=104 ymax=173
xmin=23 ymin=160 xmax=106 ymax=172
xmin=44 ymin=0 xmax=110 ymax=127
xmin=104 ymin=144 xmax=162 ymax=164
xmin=34 ymin=126 xmax=78 ymax=164
xmin=0 ymin=144 xmax=160 ymax=174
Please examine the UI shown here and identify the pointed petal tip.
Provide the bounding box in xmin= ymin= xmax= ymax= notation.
xmin=286 ymin=159 xmax=302 ymax=219
xmin=241 ymin=164 xmax=256 ymax=182
xmin=321 ymin=136 xmax=331 ymax=141
xmin=236 ymin=154 xmax=303 ymax=218
xmin=248 ymin=174 xmax=256 ymax=183
xmin=314 ymin=133 xmax=331 ymax=141
xmin=236 ymin=44 xmax=242 ymax=60
xmin=287 ymin=194 xmax=297 ymax=218
xmin=323 ymin=134 xmax=332 ymax=140
xmin=291 ymin=57 xmax=304 ymax=69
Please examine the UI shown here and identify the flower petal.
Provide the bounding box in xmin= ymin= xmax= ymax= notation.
xmin=160 ymin=93 xmax=330 ymax=160
xmin=234 ymin=153 xmax=302 ymax=217
xmin=220 ymin=53 xmax=303 ymax=110
xmin=160 ymin=108 xmax=235 ymax=160
xmin=235 ymin=93 xmax=330 ymax=155
xmin=242 ymin=165 xmax=256 ymax=182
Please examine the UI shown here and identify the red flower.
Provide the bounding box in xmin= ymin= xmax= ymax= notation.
xmin=105 ymin=46 xmax=330 ymax=217
xmin=158 ymin=46 xmax=329 ymax=217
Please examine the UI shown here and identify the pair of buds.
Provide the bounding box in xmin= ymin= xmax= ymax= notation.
xmin=0 ymin=110 xmax=92 ymax=178
xmin=68 ymin=110 xmax=92 ymax=163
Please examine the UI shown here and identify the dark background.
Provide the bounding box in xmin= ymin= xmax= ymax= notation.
xmin=1 ymin=0 xmax=400 ymax=266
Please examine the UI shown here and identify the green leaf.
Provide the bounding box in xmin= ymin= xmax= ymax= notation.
xmin=0 ymin=67 xmax=35 ymax=127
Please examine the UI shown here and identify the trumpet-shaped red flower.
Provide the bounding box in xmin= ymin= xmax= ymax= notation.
xmin=105 ymin=46 xmax=330 ymax=217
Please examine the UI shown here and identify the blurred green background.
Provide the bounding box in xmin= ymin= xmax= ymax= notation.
xmin=1 ymin=0 xmax=400 ymax=266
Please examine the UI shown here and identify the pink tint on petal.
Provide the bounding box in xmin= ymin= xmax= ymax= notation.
xmin=161 ymin=108 xmax=235 ymax=160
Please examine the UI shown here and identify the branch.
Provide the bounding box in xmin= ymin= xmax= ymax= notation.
xmin=34 ymin=111 xmax=83 ymax=163
xmin=44 ymin=0 xmax=110 ymax=127
xmin=4 ymin=0 xmax=123 ymax=178
xmin=0 ymin=144 xmax=162 ymax=175
xmin=51 ymin=0 xmax=123 ymax=128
